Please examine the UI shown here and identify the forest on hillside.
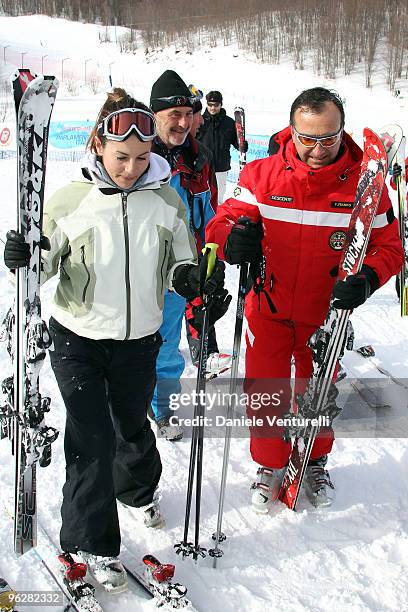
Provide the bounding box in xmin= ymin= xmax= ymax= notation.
xmin=1 ymin=0 xmax=407 ymax=90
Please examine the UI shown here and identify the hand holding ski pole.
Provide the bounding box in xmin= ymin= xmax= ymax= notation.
xmin=198 ymin=242 xmax=223 ymax=297
xmin=224 ymin=217 xmax=263 ymax=265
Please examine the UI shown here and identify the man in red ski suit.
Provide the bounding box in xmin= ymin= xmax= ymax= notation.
xmin=206 ymin=87 xmax=404 ymax=510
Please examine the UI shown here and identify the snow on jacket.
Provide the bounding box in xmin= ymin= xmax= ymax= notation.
xmin=206 ymin=126 xmax=404 ymax=327
xmin=41 ymin=152 xmax=197 ymax=341
xmin=197 ymin=108 xmax=238 ymax=173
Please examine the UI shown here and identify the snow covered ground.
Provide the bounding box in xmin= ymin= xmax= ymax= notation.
xmin=0 ymin=15 xmax=408 ymax=612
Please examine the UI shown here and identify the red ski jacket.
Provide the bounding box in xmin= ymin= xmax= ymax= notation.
xmin=206 ymin=127 xmax=404 ymax=327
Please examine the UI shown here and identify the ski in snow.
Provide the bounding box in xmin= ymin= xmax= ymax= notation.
xmin=278 ymin=124 xmax=403 ymax=511
xmin=0 ymin=69 xmax=59 ymax=556
xmin=34 ymin=523 xmax=102 ymax=612
xmin=120 ymin=545 xmax=196 ymax=610
xmin=355 ymin=345 xmax=408 ymax=390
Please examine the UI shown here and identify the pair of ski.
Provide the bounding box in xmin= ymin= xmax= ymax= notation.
xmin=35 ymin=524 xmax=192 ymax=611
xmin=0 ymin=68 xmax=59 ymax=556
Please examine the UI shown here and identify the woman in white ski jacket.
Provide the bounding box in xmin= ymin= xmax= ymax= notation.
xmin=4 ymin=88 xmax=227 ymax=593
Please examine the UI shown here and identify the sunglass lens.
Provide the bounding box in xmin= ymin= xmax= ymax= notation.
xmin=298 ymin=135 xmax=318 ymax=147
xmin=320 ymin=135 xmax=338 ymax=147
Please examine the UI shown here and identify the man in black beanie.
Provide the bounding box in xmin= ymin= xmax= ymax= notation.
xmin=149 ymin=70 xmax=232 ymax=442
xmin=197 ymin=90 xmax=246 ymax=203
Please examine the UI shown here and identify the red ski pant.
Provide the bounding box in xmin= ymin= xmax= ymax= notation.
xmin=245 ymin=315 xmax=335 ymax=469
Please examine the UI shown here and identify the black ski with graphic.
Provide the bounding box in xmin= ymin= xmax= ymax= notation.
xmin=278 ymin=124 xmax=403 ymax=511
xmin=0 ymin=69 xmax=59 ymax=555
xmin=234 ymin=106 xmax=246 ymax=172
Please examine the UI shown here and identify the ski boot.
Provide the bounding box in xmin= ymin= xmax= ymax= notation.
xmin=75 ymin=551 xmax=128 ymax=594
xmin=251 ymin=466 xmax=285 ymax=514
xmin=304 ymin=455 xmax=335 ymax=508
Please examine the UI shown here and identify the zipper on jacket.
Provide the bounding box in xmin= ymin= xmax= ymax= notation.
xmin=80 ymin=246 xmax=91 ymax=304
xmin=160 ymin=239 xmax=169 ymax=293
xmin=121 ymin=192 xmax=131 ymax=339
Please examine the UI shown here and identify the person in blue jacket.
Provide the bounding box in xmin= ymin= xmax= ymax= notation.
xmin=150 ymin=70 xmax=232 ymax=441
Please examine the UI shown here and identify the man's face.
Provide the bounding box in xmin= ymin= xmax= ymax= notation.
xmin=291 ymin=101 xmax=343 ymax=169
xmin=154 ymin=106 xmax=193 ymax=149
xmin=207 ymin=101 xmax=221 ymax=116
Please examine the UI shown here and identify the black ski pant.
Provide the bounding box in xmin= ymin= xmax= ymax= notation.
xmin=48 ymin=317 xmax=162 ymax=557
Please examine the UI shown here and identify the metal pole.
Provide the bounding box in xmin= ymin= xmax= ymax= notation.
xmin=209 ymin=263 xmax=249 ymax=566
xmin=21 ymin=51 xmax=27 ymax=68
xmin=41 ymin=55 xmax=47 ymax=73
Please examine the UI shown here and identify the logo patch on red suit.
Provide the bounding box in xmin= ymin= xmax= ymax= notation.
xmin=329 ymin=230 xmax=346 ymax=250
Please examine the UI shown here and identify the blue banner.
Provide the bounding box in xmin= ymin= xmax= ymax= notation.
xmin=229 ymin=133 xmax=270 ymax=183
xmin=49 ymin=121 xmax=93 ymax=150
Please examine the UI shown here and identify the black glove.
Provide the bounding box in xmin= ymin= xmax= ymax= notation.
xmin=4 ymin=230 xmax=30 ymax=269
xmin=224 ymin=217 xmax=263 ymax=265
xmin=187 ymin=289 xmax=232 ymax=332
xmin=4 ymin=230 xmax=51 ymax=270
xmin=392 ymin=163 xmax=402 ymax=181
xmin=173 ymin=259 xmax=225 ymax=300
xmin=243 ymin=140 xmax=249 ymax=153
xmin=333 ymin=265 xmax=379 ymax=310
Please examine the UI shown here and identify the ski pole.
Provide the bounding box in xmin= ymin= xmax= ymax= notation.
xmin=175 ymin=243 xmax=218 ymax=561
xmin=208 ymin=262 xmax=249 ymax=566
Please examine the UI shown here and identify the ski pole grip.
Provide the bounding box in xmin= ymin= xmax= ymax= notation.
xmin=202 ymin=243 xmax=219 ymax=280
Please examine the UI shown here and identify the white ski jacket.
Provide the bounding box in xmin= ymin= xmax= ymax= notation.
xmin=42 ymin=153 xmax=197 ymax=340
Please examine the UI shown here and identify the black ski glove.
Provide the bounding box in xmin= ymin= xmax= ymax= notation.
xmin=243 ymin=140 xmax=249 ymax=153
xmin=333 ymin=265 xmax=379 ymax=310
xmin=4 ymin=230 xmax=30 ymax=269
xmin=224 ymin=217 xmax=263 ymax=265
xmin=173 ymin=259 xmax=226 ymax=300
xmin=4 ymin=230 xmax=51 ymax=270
xmin=187 ymin=289 xmax=232 ymax=333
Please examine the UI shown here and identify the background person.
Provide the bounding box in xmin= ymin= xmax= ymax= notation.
xmin=197 ymin=90 xmax=247 ymax=203
xmin=150 ymin=70 xmax=231 ymax=442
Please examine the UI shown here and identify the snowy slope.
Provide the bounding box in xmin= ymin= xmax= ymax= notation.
xmin=0 ymin=15 xmax=408 ymax=612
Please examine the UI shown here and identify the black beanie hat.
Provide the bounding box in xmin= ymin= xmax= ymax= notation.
xmin=150 ymin=70 xmax=193 ymax=112
xmin=206 ymin=90 xmax=223 ymax=104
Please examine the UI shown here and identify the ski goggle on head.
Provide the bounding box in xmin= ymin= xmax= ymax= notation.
xmin=293 ymin=126 xmax=343 ymax=148
xmin=97 ymin=108 xmax=157 ymax=142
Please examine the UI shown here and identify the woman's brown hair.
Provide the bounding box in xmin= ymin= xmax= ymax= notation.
xmin=87 ymin=88 xmax=152 ymax=153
